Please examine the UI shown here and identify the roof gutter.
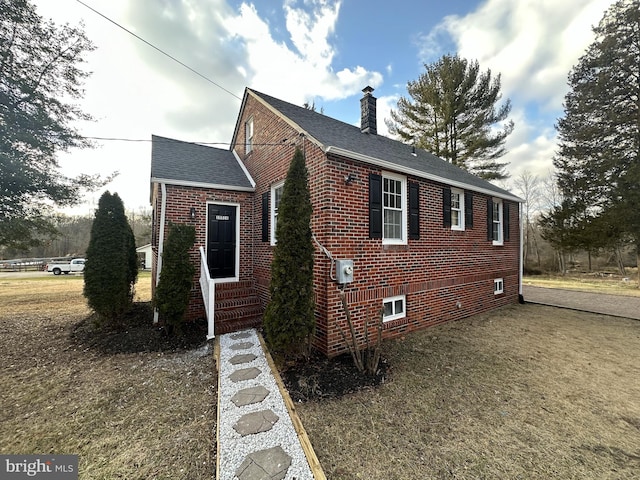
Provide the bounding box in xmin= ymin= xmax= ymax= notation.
xmin=325 ymin=145 xmax=524 ymax=203
xmin=519 ymin=202 xmax=524 ymax=301
xmin=150 ymin=177 xmax=255 ymax=192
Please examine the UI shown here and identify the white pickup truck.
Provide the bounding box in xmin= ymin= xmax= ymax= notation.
xmin=47 ymin=258 xmax=85 ymax=275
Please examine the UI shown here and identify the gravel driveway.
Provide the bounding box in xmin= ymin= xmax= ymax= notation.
xmin=523 ymin=285 xmax=640 ymax=320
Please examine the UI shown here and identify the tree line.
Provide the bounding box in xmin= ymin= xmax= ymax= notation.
xmin=0 ymin=208 xmax=151 ymax=260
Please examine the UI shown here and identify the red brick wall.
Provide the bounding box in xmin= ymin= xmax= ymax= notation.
xmin=236 ymin=95 xmax=328 ymax=314
xmin=235 ymin=93 xmax=521 ymax=357
xmin=317 ymin=154 xmax=520 ymax=356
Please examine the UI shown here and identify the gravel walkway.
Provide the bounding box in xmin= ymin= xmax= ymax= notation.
xmin=216 ymin=329 xmax=315 ymax=480
xmin=522 ymin=285 xmax=640 ymax=320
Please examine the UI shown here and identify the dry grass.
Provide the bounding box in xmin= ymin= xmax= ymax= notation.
xmin=524 ymin=269 xmax=640 ymax=297
xmin=0 ymin=274 xmax=216 ymax=479
xmin=298 ymin=304 xmax=640 ymax=479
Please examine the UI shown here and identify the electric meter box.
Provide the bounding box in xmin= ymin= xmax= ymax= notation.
xmin=336 ymin=259 xmax=354 ymax=284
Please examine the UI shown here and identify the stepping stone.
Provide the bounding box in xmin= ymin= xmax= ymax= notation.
xmin=230 ymin=341 xmax=254 ymax=351
xmin=235 ymin=446 xmax=291 ymax=480
xmin=229 ymin=353 xmax=257 ymax=365
xmin=231 ymin=385 xmax=270 ymax=407
xmin=231 ymin=331 xmax=252 ymax=340
xmin=229 ymin=367 xmax=261 ymax=383
xmin=233 ymin=409 xmax=279 ymax=436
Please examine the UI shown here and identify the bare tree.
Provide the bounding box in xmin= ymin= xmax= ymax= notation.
xmin=513 ymin=170 xmax=541 ymax=269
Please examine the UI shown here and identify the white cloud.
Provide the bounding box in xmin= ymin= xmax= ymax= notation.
xmin=439 ymin=0 xmax=617 ymax=108
xmin=30 ymin=0 xmax=385 ymax=213
xmin=418 ymin=0 xmax=617 ymax=179
xmin=225 ymin=1 xmax=382 ymax=104
xmin=501 ymin=108 xmax=558 ymax=178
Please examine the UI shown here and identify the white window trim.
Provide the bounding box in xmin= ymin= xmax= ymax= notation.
xmin=382 ymin=171 xmax=407 ymax=245
xmin=494 ymin=278 xmax=504 ymax=295
xmin=270 ymin=180 xmax=285 ymax=245
xmin=451 ymin=187 xmax=465 ymax=231
xmin=492 ymin=198 xmax=503 ymax=246
xmin=245 ymin=117 xmax=254 ymax=153
xmin=382 ymin=294 xmax=406 ymax=322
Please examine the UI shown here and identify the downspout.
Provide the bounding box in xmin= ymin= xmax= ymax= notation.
xmin=519 ymin=201 xmax=524 ymax=304
xmin=153 ymin=182 xmax=167 ymax=324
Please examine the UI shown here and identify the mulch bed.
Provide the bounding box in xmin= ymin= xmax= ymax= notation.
xmin=72 ymin=302 xmax=388 ymax=400
xmin=280 ymin=350 xmax=389 ymax=402
xmin=71 ymin=301 xmax=208 ymax=354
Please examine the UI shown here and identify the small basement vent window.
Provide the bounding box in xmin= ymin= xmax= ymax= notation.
xmin=383 ymin=295 xmax=406 ymax=322
xmin=494 ymin=278 xmax=504 ymax=295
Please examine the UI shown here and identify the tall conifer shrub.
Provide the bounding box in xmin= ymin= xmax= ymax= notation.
xmin=264 ymin=147 xmax=315 ymax=358
xmin=153 ymin=223 xmax=196 ymax=334
xmin=84 ymin=191 xmax=138 ymax=321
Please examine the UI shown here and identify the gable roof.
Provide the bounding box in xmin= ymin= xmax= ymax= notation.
xmin=248 ymin=89 xmax=521 ymax=202
xmin=150 ymin=135 xmax=254 ymax=191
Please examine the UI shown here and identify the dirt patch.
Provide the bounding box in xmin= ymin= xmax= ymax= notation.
xmin=71 ymin=302 xmax=208 ymax=354
xmin=280 ymin=351 xmax=388 ymax=402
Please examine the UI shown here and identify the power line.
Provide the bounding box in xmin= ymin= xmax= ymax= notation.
xmin=83 ymin=136 xmax=295 ymax=147
xmin=84 ymin=136 xmax=229 ymax=145
xmin=75 ymin=0 xmax=242 ymax=101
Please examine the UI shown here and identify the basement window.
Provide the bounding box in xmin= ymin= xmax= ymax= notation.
xmin=494 ymin=278 xmax=504 ymax=295
xmin=382 ymin=295 xmax=406 ymax=322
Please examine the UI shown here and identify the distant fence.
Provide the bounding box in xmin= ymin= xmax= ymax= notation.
xmin=0 ymin=257 xmax=76 ymax=272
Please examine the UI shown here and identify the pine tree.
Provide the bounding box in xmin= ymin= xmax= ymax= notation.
xmin=263 ymin=147 xmax=315 ymax=358
xmin=84 ymin=192 xmax=138 ymax=321
xmin=153 ymin=223 xmax=196 ymax=334
xmin=387 ymin=54 xmax=513 ymax=180
xmin=554 ymin=0 xmax=640 ymax=283
xmin=0 ymin=0 xmax=105 ymax=249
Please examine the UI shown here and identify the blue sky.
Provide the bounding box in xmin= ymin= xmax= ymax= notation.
xmin=31 ymin=0 xmax=617 ymax=213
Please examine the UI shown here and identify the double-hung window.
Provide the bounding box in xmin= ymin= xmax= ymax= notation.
xmin=443 ymin=187 xmax=472 ymax=230
xmin=245 ymin=117 xmax=254 ymax=154
xmin=270 ymin=181 xmax=284 ymax=245
xmin=382 ymin=173 xmax=407 ymax=244
xmin=383 ymin=176 xmax=403 ymax=241
xmin=450 ymin=188 xmax=464 ymax=230
xmin=492 ymin=199 xmax=503 ymax=245
xmin=370 ymin=172 xmax=412 ymax=243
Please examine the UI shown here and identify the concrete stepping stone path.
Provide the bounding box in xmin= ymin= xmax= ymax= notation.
xmin=217 ymin=328 xmax=317 ymax=480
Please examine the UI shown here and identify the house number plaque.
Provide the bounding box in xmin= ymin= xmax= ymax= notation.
xmin=215 ymin=215 xmax=230 ymax=221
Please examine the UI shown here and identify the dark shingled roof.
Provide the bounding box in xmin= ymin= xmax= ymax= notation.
xmin=150 ymin=135 xmax=253 ymax=190
xmin=250 ymin=89 xmax=520 ymax=201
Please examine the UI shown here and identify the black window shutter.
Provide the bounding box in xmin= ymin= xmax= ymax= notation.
xmin=503 ymin=202 xmax=510 ymax=241
xmin=465 ymin=192 xmax=473 ymax=228
xmin=409 ymin=181 xmax=420 ymax=239
xmin=487 ymin=197 xmax=494 ymax=241
xmin=369 ymin=173 xmax=382 ymax=239
xmin=442 ymin=187 xmax=452 ymax=228
xmin=261 ymin=192 xmax=269 ymax=242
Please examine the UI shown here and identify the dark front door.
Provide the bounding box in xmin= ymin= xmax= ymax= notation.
xmin=207 ymin=204 xmax=237 ymax=279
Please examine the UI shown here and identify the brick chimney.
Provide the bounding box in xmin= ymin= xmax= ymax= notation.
xmin=360 ymin=86 xmax=377 ymax=135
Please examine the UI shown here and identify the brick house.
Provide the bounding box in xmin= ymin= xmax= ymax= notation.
xmin=150 ymin=87 xmax=523 ymax=357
